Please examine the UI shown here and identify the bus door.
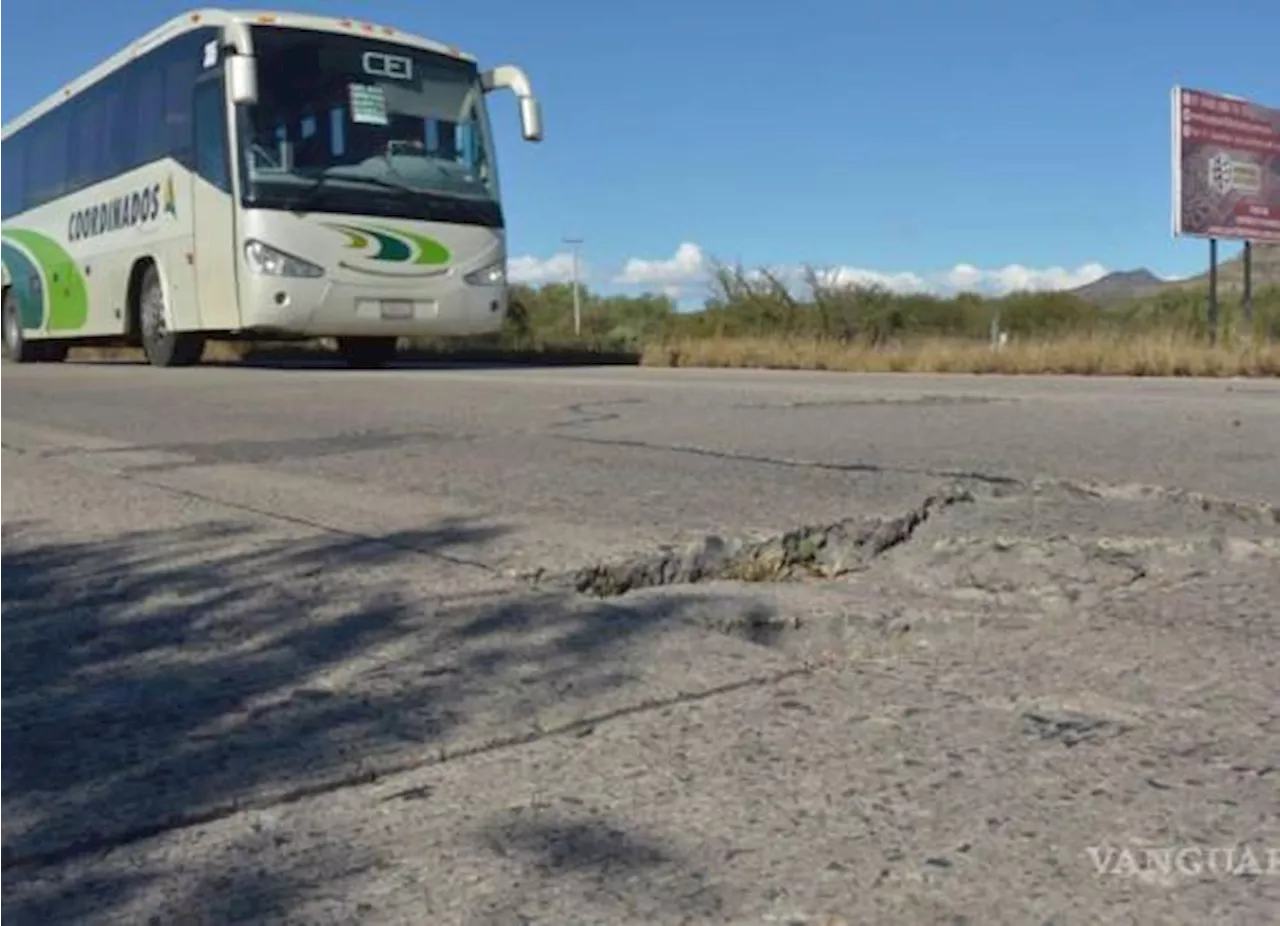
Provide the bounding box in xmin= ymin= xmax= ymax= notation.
xmin=189 ymin=66 xmax=241 ymax=331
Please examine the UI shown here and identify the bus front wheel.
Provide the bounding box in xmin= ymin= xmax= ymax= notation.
xmin=2 ymin=292 xmax=40 ymax=363
xmin=138 ymin=263 xmax=204 ymax=368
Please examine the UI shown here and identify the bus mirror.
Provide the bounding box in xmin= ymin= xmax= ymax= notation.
xmin=519 ymin=97 xmax=543 ymax=142
xmin=228 ymin=55 xmax=259 ymax=106
xmin=482 ymin=65 xmax=543 ymax=142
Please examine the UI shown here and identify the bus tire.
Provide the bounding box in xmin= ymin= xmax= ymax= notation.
xmin=3 ymin=288 xmax=43 ymax=363
xmin=138 ymin=262 xmax=204 ymax=367
xmin=336 ymin=336 xmax=397 ymax=369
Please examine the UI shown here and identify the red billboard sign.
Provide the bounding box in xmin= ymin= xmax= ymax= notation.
xmin=1172 ymin=86 xmax=1280 ymax=243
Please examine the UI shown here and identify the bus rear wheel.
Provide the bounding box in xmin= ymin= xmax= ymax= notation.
xmin=336 ymin=336 xmax=398 ymax=369
xmin=138 ymin=263 xmax=204 ymax=367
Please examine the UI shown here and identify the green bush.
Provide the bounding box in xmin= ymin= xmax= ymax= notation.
xmin=497 ymin=263 xmax=1280 ymax=349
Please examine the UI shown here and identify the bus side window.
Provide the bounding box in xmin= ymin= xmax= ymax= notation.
xmin=193 ymin=76 xmax=231 ymax=193
xmin=1 ymin=137 xmax=24 ymax=217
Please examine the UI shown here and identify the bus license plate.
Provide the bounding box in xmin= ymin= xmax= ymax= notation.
xmin=380 ymin=299 xmax=414 ymax=319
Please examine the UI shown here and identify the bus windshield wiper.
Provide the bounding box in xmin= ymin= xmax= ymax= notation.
xmin=299 ymin=170 xmax=418 ymax=199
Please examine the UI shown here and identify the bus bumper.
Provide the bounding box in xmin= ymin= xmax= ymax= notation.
xmin=237 ymin=276 xmax=508 ymax=338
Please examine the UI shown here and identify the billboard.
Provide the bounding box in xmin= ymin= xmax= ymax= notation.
xmin=1172 ymin=86 xmax=1280 ymax=243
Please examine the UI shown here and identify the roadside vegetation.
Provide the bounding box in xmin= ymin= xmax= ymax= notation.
xmin=488 ymin=263 xmax=1280 ymax=377
xmin=71 ymin=261 xmax=1280 ymax=376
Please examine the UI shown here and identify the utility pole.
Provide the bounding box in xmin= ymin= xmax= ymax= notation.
xmin=563 ymin=237 xmax=583 ymax=337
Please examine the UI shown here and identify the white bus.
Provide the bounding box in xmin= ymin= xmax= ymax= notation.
xmin=1 ymin=8 xmax=542 ymax=368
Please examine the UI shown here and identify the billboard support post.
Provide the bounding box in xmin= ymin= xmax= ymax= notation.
xmin=1208 ymin=238 xmax=1219 ymax=344
xmin=1243 ymin=240 xmax=1254 ymax=325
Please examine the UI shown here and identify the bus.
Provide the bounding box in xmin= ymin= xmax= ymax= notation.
xmin=1 ymin=8 xmax=543 ymax=368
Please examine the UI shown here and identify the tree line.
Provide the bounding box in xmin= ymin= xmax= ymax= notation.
xmin=444 ymin=263 xmax=1280 ymax=353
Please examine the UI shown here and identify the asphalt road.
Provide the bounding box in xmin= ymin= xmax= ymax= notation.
xmin=3 ymin=360 xmax=1278 ymax=925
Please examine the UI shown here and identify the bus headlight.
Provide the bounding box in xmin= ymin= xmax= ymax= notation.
xmin=244 ymin=239 xmax=325 ymax=278
xmin=464 ymin=261 xmax=506 ymax=287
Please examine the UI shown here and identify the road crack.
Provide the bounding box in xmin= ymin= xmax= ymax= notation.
xmin=551 ymin=434 xmax=1280 ymax=526
xmin=0 ymin=665 xmax=811 ymax=875
xmin=547 ymin=398 xmax=648 ymax=430
xmin=729 ymin=394 xmax=1012 ymax=410
xmin=1037 ymin=477 xmax=1280 ymax=526
xmin=551 ymin=434 xmax=1025 ymax=488
xmin=120 ymin=471 xmax=511 ymax=577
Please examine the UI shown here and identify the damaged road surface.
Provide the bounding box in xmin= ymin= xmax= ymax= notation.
xmin=3 ymin=365 xmax=1279 ymax=925
xmin=555 ymin=485 xmax=976 ymax=596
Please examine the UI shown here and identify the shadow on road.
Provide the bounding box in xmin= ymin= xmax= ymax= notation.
xmin=61 ymin=342 xmax=641 ymax=371
xmin=1 ymin=513 xmax=765 ymax=923
xmin=467 ymin=814 xmax=729 ymax=923
xmin=237 ymin=345 xmax=641 ymax=370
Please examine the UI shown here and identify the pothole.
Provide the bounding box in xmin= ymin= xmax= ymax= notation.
xmin=514 ymin=475 xmax=1276 ymax=658
xmin=533 ymin=485 xmax=976 ymax=598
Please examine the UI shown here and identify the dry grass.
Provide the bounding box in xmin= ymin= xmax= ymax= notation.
xmin=641 ymin=332 xmax=1280 ymax=377
xmin=58 ymin=331 xmax=1280 ymax=377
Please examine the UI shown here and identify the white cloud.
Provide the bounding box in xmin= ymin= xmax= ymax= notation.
xmin=507 ymin=252 xmax=587 ymax=285
xmin=943 ymin=263 xmax=984 ymax=291
xmin=511 ymin=240 xmax=1110 ymax=301
xmin=941 ymin=262 xmax=1108 ymax=295
xmin=614 ymin=242 xmax=706 ymax=287
xmin=722 ymin=260 xmax=1103 ymax=298
xmin=812 ymin=266 xmax=930 ymax=293
xmin=808 ymin=261 xmax=1108 ymax=296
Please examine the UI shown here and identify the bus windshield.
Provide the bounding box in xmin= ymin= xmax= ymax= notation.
xmin=238 ymin=26 xmax=501 ymax=226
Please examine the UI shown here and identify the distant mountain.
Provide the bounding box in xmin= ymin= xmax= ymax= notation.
xmin=1069 ymin=243 xmax=1280 ymax=305
xmin=1175 ymin=241 xmax=1280 ymax=293
xmin=1070 ymin=269 xmax=1168 ymax=305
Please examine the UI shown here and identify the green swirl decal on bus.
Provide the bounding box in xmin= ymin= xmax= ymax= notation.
xmin=1 ymin=228 xmax=89 ymax=331
xmin=325 ymin=223 xmax=451 ymax=266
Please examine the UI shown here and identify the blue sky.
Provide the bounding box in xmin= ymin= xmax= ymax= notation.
xmin=3 ymin=0 xmax=1275 ymax=304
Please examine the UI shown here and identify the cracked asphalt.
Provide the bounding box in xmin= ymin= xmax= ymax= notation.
xmin=2 ymin=361 xmax=1278 ymax=925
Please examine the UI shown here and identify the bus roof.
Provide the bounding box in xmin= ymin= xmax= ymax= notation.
xmin=1 ymin=7 xmax=478 ymax=140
